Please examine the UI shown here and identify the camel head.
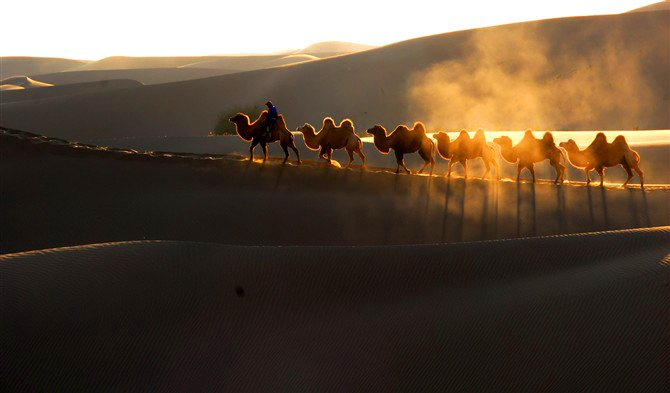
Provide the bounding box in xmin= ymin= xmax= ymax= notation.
xmin=433 ymin=131 xmax=450 ymax=145
xmin=559 ymin=139 xmax=579 ymax=151
xmin=493 ymin=135 xmax=513 ymax=148
xmin=296 ymin=123 xmax=315 ymax=135
xmin=366 ymin=125 xmax=387 ymax=137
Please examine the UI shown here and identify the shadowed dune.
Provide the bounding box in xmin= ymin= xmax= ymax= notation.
xmin=1 ymin=127 xmax=668 ymax=254
xmin=0 ymin=75 xmax=53 ymax=88
xmin=0 ymin=57 xmax=89 ymax=79
xmin=1 ymin=11 xmax=668 ymax=141
xmin=0 ymin=79 xmax=143 ymax=103
xmin=628 ymin=0 xmax=670 ymax=13
xmin=30 ymin=68 xmax=235 ymax=85
xmin=2 ymin=227 xmax=669 ymax=391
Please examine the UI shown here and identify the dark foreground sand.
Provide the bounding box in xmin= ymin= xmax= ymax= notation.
xmin=2 ymin=128 xmax=669 ymax=391
xmin=1 ymin=127 xmax=668 ymax=254
xmin=2 ymin=228 xmax=669 ymax=391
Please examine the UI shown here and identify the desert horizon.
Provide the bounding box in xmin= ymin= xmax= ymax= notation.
xmin=2 ymin=1 xmax=669 ymax=391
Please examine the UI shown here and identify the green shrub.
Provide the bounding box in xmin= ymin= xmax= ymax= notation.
xmin=211 ymin=104 xmax=263 ymax=136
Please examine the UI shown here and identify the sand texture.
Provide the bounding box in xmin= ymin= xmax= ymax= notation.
xmin=2 ymin=227 xmax=669 ymax=391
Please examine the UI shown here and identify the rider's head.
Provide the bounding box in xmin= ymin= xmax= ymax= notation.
xmin=265 ymin=101 xmax=273 ymax=108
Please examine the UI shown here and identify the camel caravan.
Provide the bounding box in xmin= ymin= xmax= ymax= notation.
xmin=229 ymin=110 xmax=644 ymax=188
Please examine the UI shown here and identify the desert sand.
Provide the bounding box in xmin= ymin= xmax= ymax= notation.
xmin=0 ymin=56 xmax=89 ymax=79
xmin=2 ymin=6 xmax=669 ymax=391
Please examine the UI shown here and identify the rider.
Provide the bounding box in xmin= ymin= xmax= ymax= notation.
xmin=263 ymin=101 xmax=278 ymax=140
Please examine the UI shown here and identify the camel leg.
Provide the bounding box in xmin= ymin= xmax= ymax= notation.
xmin=530 ymin=163 xmax=536 ymax=183
xmin=249 ymin=140 xmax=259 ymax=161
xmin=356 ymin=148 xmax=366 ymax=168
xmin=633 ymin=165 xmax=644 ymax=188
xmin=260 ymin=142 xmax=268 ymax=162
xmin=400 ymin=160 xmax=411 ymax=174
xmin=493 ymin=159 xmax=500 ymax=181
xmin=596 ymin=166 xmax=605 ymax=187
xmin=621 ymin=162 xmax=633 ymax=187
xmin=395 ymin=151 xmax=410 ymax=174
xmin=290 ymin=142 xmax=301 ymax=164
xmin=346 ymin=148 xmax=355 ymax=168
xmin=462 ymin=159 xmax=468 ymax=179
xmin=448 ymin=160 xmax=454 ymax=177
xmin=584 ymin=163 xmax=594 ymax=184
xmin=516 ymin=163 xmax=523 ymax=182
xmin=319 ymin=146 xmax=329 ymax=161
xmin=418 ymin=159 xmax=430 ymax=174
xmin=481 ymin=158 xmax=490 ymax=180
xmin=327 ymin=148 xmax=334 ymax=165
xmin=552 ymin=161 xmax=564 ymax=184
xmin=280 ymin=143 xmax=289 ymax=164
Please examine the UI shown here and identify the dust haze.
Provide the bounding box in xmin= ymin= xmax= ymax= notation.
xmin=408 ymin=24 xmax=661 ymax=131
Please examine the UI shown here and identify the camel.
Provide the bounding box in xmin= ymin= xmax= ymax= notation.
xmin=559 ymin=133 xmax=643 ymax=187
xmin=433 ymin=128 xmax=500 ymax=180
xmin=493 ymin=130 xmax=565 ymax=183
xmin=296 ymin=117 xmax=366 ymax=168
xmin=229 ymin=111 xmax=301 ymax=164
xmin=366 ymin=122 xmax=435 ymax=175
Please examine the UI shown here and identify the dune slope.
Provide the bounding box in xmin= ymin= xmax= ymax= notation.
xmin=0 ymin=57 xmax=88 ymax=79
xmin=1 ymin=127 xmax=668 ymax=254
xmin=2 ymin=227 xmax=669 ymax=391
xmin=1 ymin=11 xmax=668 ymax=141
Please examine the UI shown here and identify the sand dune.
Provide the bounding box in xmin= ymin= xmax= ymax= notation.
xmin=297 ymin=41 xmax=377 ymax=54
xmin=178 ymin=54 xmax=316 ymax=71
xmin=628 ymin=0 xmax=670 ymax=13
xmin=71 ymin=55 xmax=225 ymax=70
xmin=2 ymin=127 xmax=667 ymax=254
xmin=1 ymin=11 xmax=667 ymax=141
xmin=0 ymin=79 xmax=143 ymax=104
xmin=2 ymin=227 xmax=668 ymax=391
xmin=30 ymin=68 xmax=235 ymax=85
xmin=0 ymin=75 xmax=53 ymax=88
xmin=0 ymin=56 xmax=89 ymax=79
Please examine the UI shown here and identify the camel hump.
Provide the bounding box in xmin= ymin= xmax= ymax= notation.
xmin=413 ymin=121 xmax=427 ymax=135
xmin=323 ymin=117 xmax=336 ymax=128
xmin=339 ymin=119 xmax=354 ymax=129
xmin=542 ymin=132 xmax=555 ymax=146
xmin=613 ymin=135 xmax=628 ymax=146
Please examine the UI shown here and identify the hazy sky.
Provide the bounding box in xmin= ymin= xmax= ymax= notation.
xmin=1 ymin=0 xmax=658 ymax=59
